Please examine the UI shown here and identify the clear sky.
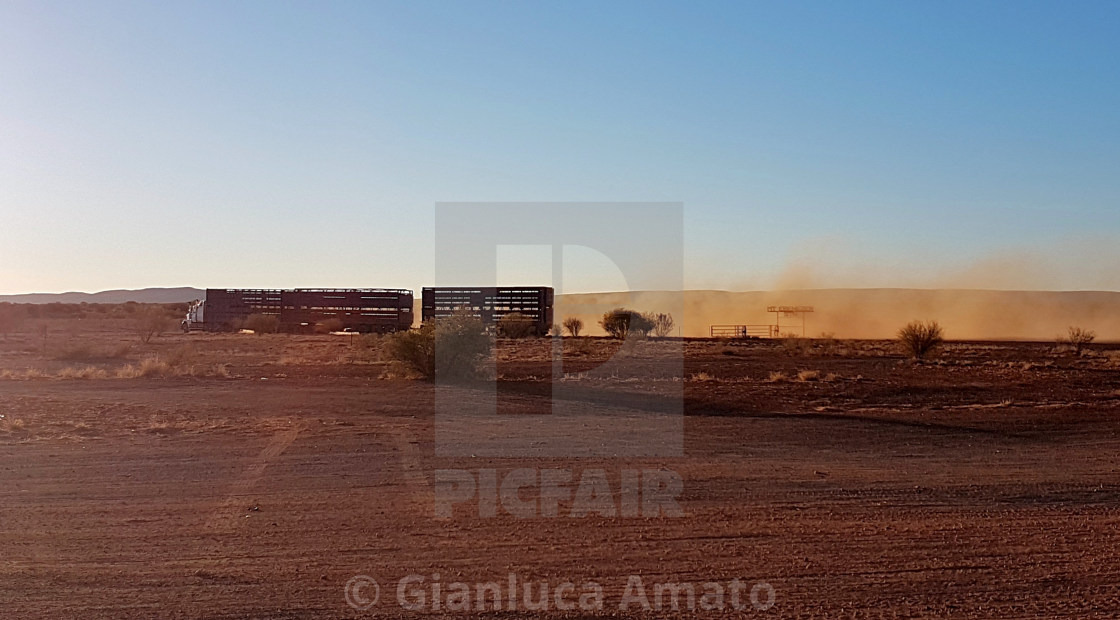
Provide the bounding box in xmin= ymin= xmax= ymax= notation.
xmin=1 ymin=1 xmax=1118 ymax=294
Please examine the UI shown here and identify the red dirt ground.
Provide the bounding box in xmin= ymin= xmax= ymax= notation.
xmin=3 ymin=329 xmax=1120 ymax=618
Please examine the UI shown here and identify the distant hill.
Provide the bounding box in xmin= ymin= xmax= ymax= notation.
xmin=0 ymin=287 xmax=204 ymax=304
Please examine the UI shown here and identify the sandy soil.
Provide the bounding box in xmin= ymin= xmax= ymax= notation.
xmin=2 ymin=325 xmax=1120 ymax=618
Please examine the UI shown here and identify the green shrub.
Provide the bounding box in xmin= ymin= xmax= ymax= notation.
xmin=385 ymin=324 xmax=436 ymax=378
xmin=600 ymin=308 xmax=655 ymax=340
xmin=385 ymin=312 xmax=490 ymax=380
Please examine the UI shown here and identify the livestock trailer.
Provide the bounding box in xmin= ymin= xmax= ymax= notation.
xmin=279 ymin=289 xmax=413 ymax=333
xmin=203 ymin=289 xmax=282 ymax=331
xmin=199 ymin=288 xmax=413 ymax=333
xmin=421 ymin=286 xmax=554 ymax=336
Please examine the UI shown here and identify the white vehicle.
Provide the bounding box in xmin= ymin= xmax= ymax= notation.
xmin=181 ymin=299 xmax=205 ymax=332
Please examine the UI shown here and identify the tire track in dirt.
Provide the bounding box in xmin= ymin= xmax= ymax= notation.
xmin=203 ymin=421 xmax=304 ymax=535
xmin=381 ymin=421 xmax=432 ymax=512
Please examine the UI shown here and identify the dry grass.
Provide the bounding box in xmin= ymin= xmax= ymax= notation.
xmin=796 ymin=369 xmax=821 ymax=382
xmin=2 ymin=354 xmax=231 ymax=381
xmin=163 ymin=344 xmax=196 ymax=367
xmin=0 ymin=417 xmax=27 ymax=432
xmin=689 ymin=371 xmax=716 ymax=382
xmin=115 ymin=358 xmax=167 ymax=378
xmin=616 ymin=332 xmax=648 ymax=356
xmin=565 ymin=339 xmax=596 ymax=357
xmin=114 ymin=356 xmax=231 ymax=379
xmin=1102 ymin=351 xmax=1120 ymax=368
xmin=51 ymin=342 xmax=133 ymax=362
xmin=55 ymin=366 xmax=109 ymax=380
xmin=272 ymin=337 xmax=383 ymax=366
xmin=4 ymin=327 xmax=402 ymax=380
xmin=0 ymin=368 xmax=51 ymax=380
xmin=767 ymin=371 xmax=790 ymax=383
xmin=275 ymin=355 xmax=309 ymax=366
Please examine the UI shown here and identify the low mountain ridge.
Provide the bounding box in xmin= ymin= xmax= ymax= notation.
xmin=0 ymin=287 xmax=205 ymax=304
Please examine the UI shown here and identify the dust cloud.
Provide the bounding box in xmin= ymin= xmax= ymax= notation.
xmin=556 ymin=289 xmax=1120 ymax=341
xmin=553 ymin=240 xmax=1120 ymax=341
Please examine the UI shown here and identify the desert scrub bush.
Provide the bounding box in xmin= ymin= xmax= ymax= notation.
xmin=600 ymin=308 xmax=654 ymax=340
xmin=562 ymin=316 xmax=583 ymax=337
xmin=689 ymin=371 xmax=715 ymax=382
xmin=244 ymin=313 xmax=280 ymax=334
xmin=384 ymin=312 xmax=490 ymax=380
xmin=1061 ymin=326 xmax=1096 ymax=354
xmin=434 ymin=313 xmax=492 ymax=379
xmin=386 ymin=325 xmax=436 ymax=378
xmin=135 ymin=306 xmax=175 ymax=344
xmin=796 ymin=369 xmax=821 ymax=382
xmin=497 ymin=312 xmax=536 ymax=338
xmin=898 ymin=320 xmax=944 ymax=359
xmin=649 ymin=312 xmax=675 ymax=338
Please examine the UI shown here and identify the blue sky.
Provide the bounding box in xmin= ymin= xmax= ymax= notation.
xmin=1 ymin=1 xmax=1118 ymax=294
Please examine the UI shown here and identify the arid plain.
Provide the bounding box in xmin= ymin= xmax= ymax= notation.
xmin=3 ymin=311 xmax=1120 ymax=618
